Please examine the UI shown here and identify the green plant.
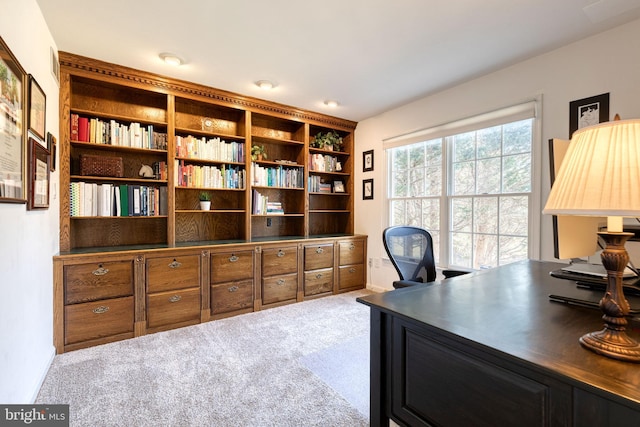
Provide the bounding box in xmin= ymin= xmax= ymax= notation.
xmin=312 ymin=130 xmax=343 ymax=150
xmin=251 ymin=145 xmax=267 ymax=160
xmin=199 ymin=192 xmax=211 ymax=201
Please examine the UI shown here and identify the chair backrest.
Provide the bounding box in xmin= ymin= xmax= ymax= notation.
xmin=382 ymin=226 xmax=437 ymax=283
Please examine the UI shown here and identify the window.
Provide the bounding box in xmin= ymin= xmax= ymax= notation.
xmin=386 ymin=105 xmax=535 ymax=270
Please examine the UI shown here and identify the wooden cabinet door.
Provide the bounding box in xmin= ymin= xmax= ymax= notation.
xmin=262 ymin=246 xmax=298 ymax=276
xmin=147 ymin=287 xmax=200 ymax=329
xmin=65 ymin=260 xmax=134 ymax=304
xmin=262 ymin=273 xmax=298 ymax=304
xmin=304 ymin=244 xmax=334 ymax=271
xmin=211 ymin=280 xmax=254 ymax=315
xmin=339 ymin=239 xmax=364 ymax=266
xmin=211 ymin=250 xmax=253 ymax=283
xmin=304 ymin=267 xmax=334 ymax=296
xmin=64 ymin=296 xmax=134 ymax=345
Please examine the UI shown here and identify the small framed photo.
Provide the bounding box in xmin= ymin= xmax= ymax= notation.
xmin=28 ymin=74 xmax=46 ymax=142
xmin=363 ymin=178 xmax=373 ymax=200
xmin=27 ymin=137 xmax=50 ymax=210
xmin=47 ymin=132 xmax=57 ymax=171
xmin=363 ymin=149 xmax=374 ymax=172
xmin=569 ymin=93 xmax=609 ymax=137
xmin=333 ymin=180 xmax=345 ymax=193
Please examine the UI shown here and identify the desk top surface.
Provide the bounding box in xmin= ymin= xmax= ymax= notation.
xmin=358 ymin=259 xmax=640 ymax=404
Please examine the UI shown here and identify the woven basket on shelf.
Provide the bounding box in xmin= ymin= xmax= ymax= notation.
xmin=79 ymin=154 xmax=124 ymax=177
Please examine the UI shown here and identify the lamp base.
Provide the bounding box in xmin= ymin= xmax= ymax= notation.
xmin=580 ymin=231 xmax=640 ymax=363
xmin=580 ymin=329 xmax=640 ymax=362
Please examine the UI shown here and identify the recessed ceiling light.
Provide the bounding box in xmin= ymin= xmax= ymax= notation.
xmin=159 ymin=52 xmax=184 ymax=66
xmin=256 ymin=80 xmax=275 ymax=90
xmin=324 ymin=100 xmax=339 ymax=108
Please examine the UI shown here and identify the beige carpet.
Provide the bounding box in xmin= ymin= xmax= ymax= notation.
xmin=36 ymin=290 xmax=373 ymax=426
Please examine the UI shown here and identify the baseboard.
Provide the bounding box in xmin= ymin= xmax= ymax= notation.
xmin=366 ymin=283 xmax=389 ymax=293
xmin=28 ymin=345 xmax=56 ymax=403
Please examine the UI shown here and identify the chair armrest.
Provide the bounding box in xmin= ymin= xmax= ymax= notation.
xmin=442 ymin=269 xmax=470 ymax=279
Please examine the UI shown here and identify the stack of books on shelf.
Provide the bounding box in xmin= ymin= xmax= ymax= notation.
xmin=174 ymin=160 xmax=245 ymax=189
xmin=252 ymin=190 xmax=284 ymax=215
xmin=308 ymin=175 xmax=332 ymax=193
xmin=70 ymin=114 xmax=168 ymax=150
xmin=175 ymin=135 xmax=245 ymax=163
xmin=70 ymin=182 xmax=167 ymax=217
xmin=251 ymin=162 xmax=303 ymax=188
xmin=309 ymin=153 xmax=339 ymax=172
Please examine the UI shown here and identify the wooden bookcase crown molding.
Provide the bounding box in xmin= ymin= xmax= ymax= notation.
xmin=58 ymin=52 xmax=357 ymax=130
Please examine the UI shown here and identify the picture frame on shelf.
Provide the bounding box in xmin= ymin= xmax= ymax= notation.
xmin=0 ymin=36 xmax=27 ymax=204
xmin=569 ymin=93 xmax=609 ymax=137
xmin=27 ymin=137 xmax=50 ymax=210
xmin=333 ymin=180 xmax=345 ymax=193
xmin=28 ymin=74 xmax=46 ymax=142
xmin=363 ymin=178 xmax=373 ymax=200
xmin=363 ymin=149 xmax=374 ymax=172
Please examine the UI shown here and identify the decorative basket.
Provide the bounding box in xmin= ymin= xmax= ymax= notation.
xmin=80 ymin=154 xmax=124 ymax=177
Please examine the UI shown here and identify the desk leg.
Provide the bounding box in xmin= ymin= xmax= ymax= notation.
xmin=370 ymin=308 xmax=389 ymax=427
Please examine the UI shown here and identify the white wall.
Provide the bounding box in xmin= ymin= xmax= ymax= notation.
xmin=0 ymin=0 xmax=60 ymax=403
xmin=355 ymin=18 xmax=640 ymax=292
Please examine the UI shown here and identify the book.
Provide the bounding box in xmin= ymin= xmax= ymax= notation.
xmin=70 ymin=114 xmax=79 ymax=141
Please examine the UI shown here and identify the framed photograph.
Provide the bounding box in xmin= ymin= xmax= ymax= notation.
xmin=333 ymin=180 xmax=345 ymax=193
xmin=363 ymin=149 xmax=374 ymax=172
xmin=569 ymin=93 xmax=609 ymax=137
xmin=28 ymin=74 xmax=46 ymax=142
xmin=27 ymin=137 xmax=50 ymax=210
xmin=47 ymin=132 xmax=57 ymax=171
xmin=363 ymin=178 xmax=374 ymax=200
xmin=0 ymin=36 xmax=27 ymax=203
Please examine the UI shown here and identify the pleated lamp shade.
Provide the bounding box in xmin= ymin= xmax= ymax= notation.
xmin=543 ymin=119 xmax=640 ymax=221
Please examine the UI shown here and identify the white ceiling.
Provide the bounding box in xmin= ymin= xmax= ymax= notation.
xmin=36 ymin=0 xmax=640 ymax=122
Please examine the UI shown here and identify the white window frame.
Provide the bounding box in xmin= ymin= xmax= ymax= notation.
xmin=383 ymin=99 xmax=542 ymax=270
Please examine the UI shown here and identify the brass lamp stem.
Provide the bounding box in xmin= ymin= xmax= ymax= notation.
xmin=579 ymin=232 xmax=640 ymax=362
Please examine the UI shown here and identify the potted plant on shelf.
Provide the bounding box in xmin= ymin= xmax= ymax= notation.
xmin=311 ymin=130 xmax=343 ymax=151
xmin=199 ymin=192 xmax=211 ymax=211
xmin=251 ymin=145 xmax=268 ymax=161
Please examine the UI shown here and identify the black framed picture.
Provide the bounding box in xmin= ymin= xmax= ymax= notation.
xmin=363 ymin=178 xmax=373 ymax=200
xmin=363 ymin=149 xmax=374 ymax=172
xmin=569 ymin=93 xmax=609 ymax=137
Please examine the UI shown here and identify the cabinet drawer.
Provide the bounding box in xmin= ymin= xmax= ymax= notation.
xmin=262 ymin=246 xmax=298 ymax=276
xmin=64 ymin=296 xmax=134 ymax=345
xmin=64 ymin=261 xmax=134 ymax=304
xmin=304 ymin=267 xmax=334 ymax=296
xmin=147 ymin=255 xmax=200 ymax=293
xmin=339 ymin=240 xmax=365 ymax=266
xmin=147 ymin=287 xmax=201 ymax=329
xmin=304 ymin=244 xmax=334 ymax=271
xmin=211 ymin=250 xmax=253 ymax=283
xmin=339 ymin=264 xmax=364 ymax=290
xmin=211 ymin=280 xmax=254 ymax=315
xmin=262 ymin=273 xmax=298 ymax=305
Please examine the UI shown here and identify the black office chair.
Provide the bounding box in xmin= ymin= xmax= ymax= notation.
xmin=383 ymin=226 xmax=469 ymax=288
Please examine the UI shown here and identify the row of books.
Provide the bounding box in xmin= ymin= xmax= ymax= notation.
xmin=70 ymin=182 xmax=167 ymax=217
xmin=175 ymin=135 xmax=245 ymax=163
xmin=175 ymin=160 xmax=245 ymax=189
xmin=252 ymin=190 xmax=284 ymax=215
xmin=309 ymin=154 xmax=341 ymax=172
xmin=308 ymin=176 xmax=333 ymax=193
xmin=70 ymin=114 xmax=168 ymax=150
xmin=250 ymin=162 xmax=304 ymax=189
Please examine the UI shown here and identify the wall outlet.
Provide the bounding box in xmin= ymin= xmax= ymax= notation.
xmin=267 ymin=218 xmax=272 ymax=227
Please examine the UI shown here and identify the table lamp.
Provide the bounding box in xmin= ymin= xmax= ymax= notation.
xmin=543 ymin=116 xmax=640 ymax=362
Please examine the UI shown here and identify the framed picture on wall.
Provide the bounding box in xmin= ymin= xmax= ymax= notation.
xmin=28 ymin=74 xmax=46 ymax=142
xmin=0 ymin=36 xmax=27 ymax=203
xmin=363 ymin=150 xmax=374 ymax=172
xmin=569 ymin=93 xmax=609 ymax=137
xmin=363 ymin=178 xmax=373 ymax=200
xmin=27 ymin=137 xmax=50 ymax=210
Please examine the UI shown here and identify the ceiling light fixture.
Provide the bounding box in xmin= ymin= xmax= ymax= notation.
xmin=159 ymin=52 xmax=184 ymax=66
xmin=324 ymin=100 xmax=339 ymax=108
xmin=256 ymin=80 xmax=275 ymax=90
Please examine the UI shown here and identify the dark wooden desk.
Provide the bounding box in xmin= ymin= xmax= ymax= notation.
xmin=357 ymin=260 xmax=640 ymax=427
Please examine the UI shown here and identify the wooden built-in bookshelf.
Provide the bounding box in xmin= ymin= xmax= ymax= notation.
xmin=58 ymin=52 xmax=357 ymax=252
